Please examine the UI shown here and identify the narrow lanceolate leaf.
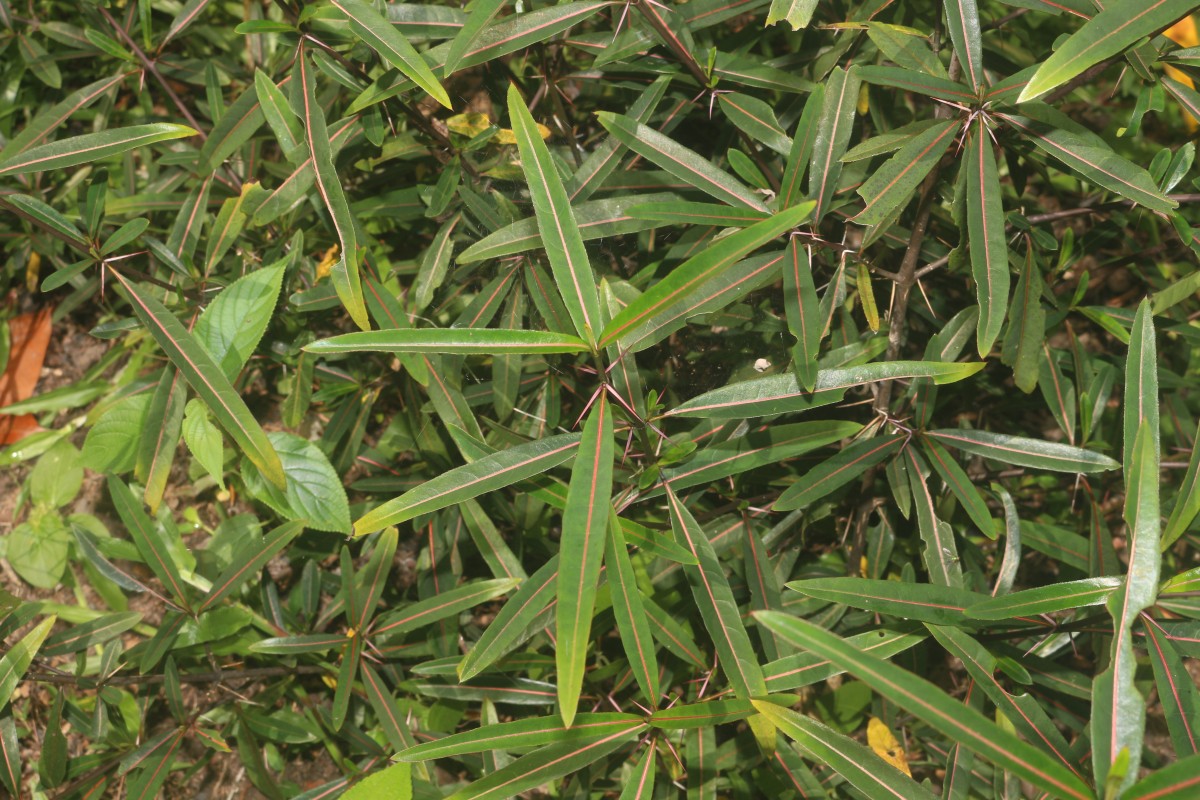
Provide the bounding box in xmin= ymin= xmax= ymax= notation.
xmin=197 ymin=522 xmax=304 ymax=613
xmin=650 ymin=699 xmax=755 ymax=729
xmin=460 ymin=194 xmax=674 ymax=263
xmin=306 ymin=328 xmax=590 ymax=355
xmin=0 ymin=616 xmax=55 ymax=711
xmin=1142 ymin=615 xmax=1200 ymax=757
xmin=718 ymin=93 xmax=792 ymax=155
xmin=0 ymin=194 xmax=89 ymax=249
xmin=774 ymin=435 xmax=906 ymax=510
xmin=0 ymin=72 xmax=125 ymax=162
xmin=905 ymin=447 xmax=964 ymax=588
xmin=1094 ymin=421 xmax=1161 ymax=793
xmin=618 ymin=747 xmax=656 ymax=800
xmin=809 ymin=66 xmax=862 ymax=223
xmin=605 ymin=514 xmax=660 ymax=705
xmin=330 ymin=0 xmax=451 ymax=108
xmin=598 ymin=203 xmax=811 ymax=352
xmin=396 ymin=713 xmax=641 ymax=761
xmin=926 ymin=625 xmax=1081 ymax=782
xmin=442 ymin=724 xmax=645 ymax=800
xmin=671 ymin=361 xmax=984 ymax=418
xmin=786 ymin=578 xmax=984 ymax=626
xmin=355 ymin=433 xmax=582 ymax=534
xmin=459 ymin=557 xmax=559 ymax=681
xmin=41 ymin=612 xmax=142 ymax=657
xmin=1019 ymin=0 xmax=1200 ymax=102
xmin=662 ymin=421 xmax=860 ymax=492
xmin=782 ymin=238 xmax=822 ymax=391
xmin=966 ymin=117 xmax=1009 ymax=356
xmin=921 ymin=437 xmax=994 ymax=537
xmin=1124 ymin=753 xmax=1200 ymax=800
xmin=110 ymin=271 xmax=285 ymax=489
xmin=752 ymin=700 xmax=938 ymax=800
xmin=1124 ymin=299 xmax=1158 ymax=477
xmin=557 ymin=394 xmax=613 ymax=727
xmin=566 ymin=76 xmax=669 ymax=203
xmin=755 ymin=612 xmax=1094 ymax=800
xmin=595 ymin=112 xmax=769 ymax=212
xmin=926 ymin=428 xmax=1119 ymax=473
xmin=373 ymin=578 xmax=520 ymax=639
xmin=779 ymin=85 xmax=823 ymax=210
xmin=298 ymin=52 xmax=369 ymax=331
xmin=966 ymin=577 xmax=1122 ymax=620
xmin=509 ymin=85 xmax=601 ymax=346
xmin=943 ymin=0 xmax=986 ymax=91
xmin=765 ymin=628 xmax=927 ymax=691
xmin=666 ymin=487 xmax=767 ymax=700
xmin=855 ymin=120 xmax=959 ymax=226
xmin=108 ymin=475 xmax=190 ymax=610
xmin=1000 ymin=114 xmax=1177 ymax=213
xmin=1164 ymin=414 xmax=1200 ymax=549
xmin=0 ymin=124 xmax=196 ymax=176
xmin=443 ymin=0 xmax=505 ymax=75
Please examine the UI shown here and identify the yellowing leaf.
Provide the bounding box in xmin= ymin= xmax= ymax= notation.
xmin=1166 ymin=17 xmax=1199 ymax=132
xmin=447 ymin=112 xmax=493 ymax=138
xmin=497 ymin=123 xmax=551 ymax=145
xmin=867 ymin=717 xmax=911 ymax=776
xmin=316 ymin=244 xmax=339 ymax=281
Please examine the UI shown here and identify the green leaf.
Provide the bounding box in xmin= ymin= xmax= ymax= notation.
xmin=774 ymin=435 xmax=906 ymax=510
xmin=1001 ymin=113 xmax=1177 ymax=213
xmin=943 ymin=0 xmax=985 ymax=91
xmin=605 ymin=513 xmax=659 ymax=705
xmin=854 ymin=120 xmax=959 ymax=226
xmin=663 ymin=420 xmax=860 ymax=491
xmin=766 ymin=0 xmax=817 ymax=29
xmin=904 ymin=447 xmax=964 ymax=588
xmin=242 ymin=432 xmax=351 ymax=533
xmin=356 ymin=433 xmax=581 ymax=534
xmin=1094 ymin=421 xmax=1161 ymax=793
xmin=598 ymin=203 xmax=812 ymax=352
xmin=0 ymin=123 xmax=196 ymax=176
xmin=342 ymin=762 xmax=412 ymax=800
xmin=557 ymin=394 xmax=614 ymax=726
xmin=441 ymin=723 xmax=645 ymax=800
xmin=671 ymin=361 xmax=983 ymax=418
xmin=110 ymin=271 xmax=285 ymax=488
xmin=395 ymin=712 xmax=642 ymax=761
xmin=1124 ymin=753 xmax=1200 ymax=800
xmin=0 ymin=616 xmax=55 ymax=711
xmin=755 ymin=612 xmax=1094 ymax=800
xmin=809 ymin=66 xmax=862 ymax=223
xmin=782 ymin=238 xmax=822 ymax=391
xmin=197 ymin=522 xmax=304 ymax=614
xmin=1142 ymin=615 xmax=1200 ymax=757
xmin=136 ymin=368 xmax=186 ymax=513
xmin=1124 ymin=299 xmax=1159 ymax=478
xmin=595 ymin=112 xmax=769 ymax=212
xmin=459 ymin=557 xmax=559 ymax=681
xmin=7 ymin=514 xmax=71 ymax=590
xmin=785 ymin=577 xmax=984 ymax=626
xmin=443 ymin=0 xmax=506 ymax=75
xmin=0 ymin=72 xmax=125 ymax=163
xmin=920 ymin=437 xmax=994 ymax=537
xmin=779 ymin=86 xmax=823 ymax=210
xmin=373 ymin=578 xmax=519 ymax=638
xmin=966 ymin=577 xmax=1122 ymax=619
xmin=307 ymin=328 xmax=590 ymax=355
xmin=41 ymin=611 xmax=142 ymax=657
xmin=330 ymin=0 xmax=451 ymax=108
xmin=297 ymin=51 xmax=369 ymax=330
xmin=509 ymin=85 xmax=602 ymax=346
xmin=627 ymin=200 xmax=766 ymax=228
xmin=650 ymin=698 xmax=755 ymax=729
xmin=254 ymin=69 xmax=302 ymax=155
xmin=182 ymin=399 xmax=224 ymax=487
xmin=1164 ymin=414 xmax=1200 ymax=550
xmin=926 ymin=428 xmax=1119 ymax=473
xmin=0 ymin=194 xmax=88 ymax=248
xmin=857 ymin=66 xmax=976 ymax=103
xmin=108 ymin=476 xmax=190 ymax=609
xmin=667 ymin=487 xmax=768 ymax=700
xmin=765 ymin=628 xmax=927 ymax=692
xmin=753 ymin=700 xmax=937 ymax=799
xmin=718 ymin=93 xmax=792 ymax=155
xmin=965 ymin=117 xmax=1009 ymax=356
xmin=1019 ymin=0 xmax=1200 ymax=102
